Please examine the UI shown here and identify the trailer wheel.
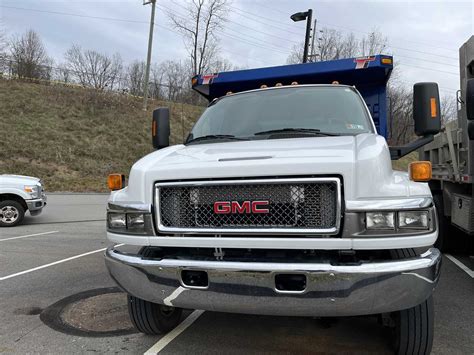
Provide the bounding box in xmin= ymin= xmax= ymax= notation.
xmin=390 ymin=249 xmax=434 ymax=355
xmin=393 ymin=296 xmax=434 ymax=355
xmin=433 ymin=193 xmax=449 ymax=251
xmin=127 ymin=295 xmax=183 ymax=335
xmin=0 ymin=200 xmax=25 ymax=227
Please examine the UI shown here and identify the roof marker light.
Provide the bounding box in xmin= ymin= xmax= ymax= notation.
xmin=332 ymin=81 xmax=340 ymax=85
xmin=275 ymin=83 xmax=283 ymax=87
xmin=260 ymin=84 xmax=268 ymax=88
xmin=291 ymin=81 xmax=299 ymax=85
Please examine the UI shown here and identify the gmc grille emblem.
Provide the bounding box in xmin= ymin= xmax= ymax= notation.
xmin=214 ymin=201 xmax=269 ymax=214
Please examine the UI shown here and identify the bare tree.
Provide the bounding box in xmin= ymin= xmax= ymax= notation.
xmin=9 ymin=29 xmax=52 ymax=79
xmin=387 ymin=84 xmax=414 ymax=145
xmin=125 ymin=60 xmax=146 ymax=96
xmin=360 ymin=30 xmax=388 ymax=56
xmin=159 ymin=60 xmax=189 ymax=101
xmin=440 ymin=94 xmax=457 ymax=125
xmin=56 ymin=63 xmax=71 ymax=83
xmin=168 ymin=0 xmax=230 ymax=75
xmin=64 ymin=45 xmax=123 ymax=90
xmin=287 ymin=28 xmax=389 ymax=63
xmin=0 ymin=22 xmax=7 ymax=72
xmin=286 ymin=42 xmax=304 ymax=64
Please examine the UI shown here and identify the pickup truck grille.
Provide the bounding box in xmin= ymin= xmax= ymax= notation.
xmin=156 ymin=178 xmax=341 ymax=235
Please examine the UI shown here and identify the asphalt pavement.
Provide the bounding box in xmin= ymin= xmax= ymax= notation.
xmin=0 ymin=194 xmax=472 ymax=354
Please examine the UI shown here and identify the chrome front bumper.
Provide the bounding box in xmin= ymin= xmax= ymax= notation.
xmin=105 ymin=247 xmax=441 ymax=317
xmin=26 ymin=194 xmax=47 ymax=214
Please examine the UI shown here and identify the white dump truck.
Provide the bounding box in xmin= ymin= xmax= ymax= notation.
xmin=105 ymin=55 xmax=451 ymax=354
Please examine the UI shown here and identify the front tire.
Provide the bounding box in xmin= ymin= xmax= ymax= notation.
xmin=0 ymin=200 xmax=25 ymax=227
xmin=393 ymin=296 xmax=434 ymax=355
xmin=127 ymin=295 xmax=183 ymax=335
xmin=390 ymin=248 xmax=434 ymax=354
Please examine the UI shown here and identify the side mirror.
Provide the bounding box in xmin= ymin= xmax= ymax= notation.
xmin=466 ymin=78 xmax=474 ymax=120
xmin=413 ymin=82 xmax=441 ymax=136
xmin=152 ymin=108 xmax=170 ymax=150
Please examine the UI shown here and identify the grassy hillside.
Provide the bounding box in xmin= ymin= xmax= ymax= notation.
xmin=0 ymin=79 xmax=418 ymax=192
xmin=0 ymin=79 xmax=204 ymax=192
xmin=392 ymin=152 xmax=418 ymax=172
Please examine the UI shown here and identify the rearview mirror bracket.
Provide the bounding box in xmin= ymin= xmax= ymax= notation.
xmin=389 ymin=135 xmax=434 ymax=160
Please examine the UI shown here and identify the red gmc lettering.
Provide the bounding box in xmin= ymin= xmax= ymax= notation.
xmin=214 ymin=201 xmax=231 ymax=214
xmin=214 ymin=201 xmax=269 ymax=214
xmin=232 ymin=201 xmax=251 ymax=214
xmin=251 ymin=201 xmax=269 ymax=213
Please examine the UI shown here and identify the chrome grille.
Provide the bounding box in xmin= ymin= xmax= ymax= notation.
xmin=156 ymin=178 xmax=341 ymax=235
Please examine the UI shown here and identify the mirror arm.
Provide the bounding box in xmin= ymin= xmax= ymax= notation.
xmin=389 ymin=135 xmax=434 ymax=160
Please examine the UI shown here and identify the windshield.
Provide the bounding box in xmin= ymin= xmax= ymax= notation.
xmin=187 ymin=86 xmax=373 ymax=143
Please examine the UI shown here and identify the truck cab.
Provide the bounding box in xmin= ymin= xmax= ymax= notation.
xmin=105 ymin=55 xmax=441 ymax=354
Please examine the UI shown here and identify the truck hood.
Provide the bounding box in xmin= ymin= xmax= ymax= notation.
xmin=0 ymin=174 xmax=41 ymax=186
xmin=113 ymin=134 xmax=430 ymax=204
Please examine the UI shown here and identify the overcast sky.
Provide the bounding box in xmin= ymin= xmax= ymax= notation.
xmin=1 ymin=0 xmax=473 ymax=98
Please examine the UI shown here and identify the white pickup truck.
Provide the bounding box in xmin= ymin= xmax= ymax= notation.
xmin=0 ymin=174 xmax=47 ymax=226
xmin=105 ymin=56 xmax=443 ymax=354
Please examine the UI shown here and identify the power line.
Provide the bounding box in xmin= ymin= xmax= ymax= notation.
xmin=155 ymin=4 xmax=293 ymax=54
xmin=2 ymin=4 xmax=461 ymax=77
xmin=159 ymin=1 xmax=301 ymax=45
xmin=247 ymin=2 xmax=459 ymax=53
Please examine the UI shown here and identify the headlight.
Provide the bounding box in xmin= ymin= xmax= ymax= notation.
xmin=398 ymin=211 xmax=429 ymax=229
xmin=24 ymin=185 xmax=40 ymax=199
xmin=108 ymin=213 xmax=126 ymax=229
xmin=107 ymin=212 xmax=153 ymax=235
xmin=366 ymin=212 xmax=395 ymax=229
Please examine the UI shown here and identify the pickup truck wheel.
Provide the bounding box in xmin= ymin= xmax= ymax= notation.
xmin=393 ymin=296 xmax=434 ymax=355
xmin=0 ymin=200 xmax=25 ymax=227
xmin=127 ymin=295 xmax=183 ymax=335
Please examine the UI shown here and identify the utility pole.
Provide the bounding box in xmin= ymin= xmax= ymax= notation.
xmin=309 ymin=18 xmax=317 ymax=62
xmin=302 ymin=9 xmax=312 ymax=63
xmin=143 ymin=0 xmax=156 ymax=111
xmin=290 ymin=9 xmax=313 ymax=63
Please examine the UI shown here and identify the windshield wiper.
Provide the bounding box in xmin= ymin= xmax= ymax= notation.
xmin=254 ymin=128 xmax=340 ymax=136
xmin=186 ymin=134 xmax=247 ymax=144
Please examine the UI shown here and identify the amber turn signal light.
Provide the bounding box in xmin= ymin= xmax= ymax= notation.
xmin=409 ymin=161 xmax=432 ymax=182
xmin=108 ymin=174 xmax=125 ymax=191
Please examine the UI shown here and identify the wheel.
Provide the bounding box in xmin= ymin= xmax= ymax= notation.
xmin=390 ymin=249 xmax=434 ymax=355
xmin=127 ymin=295 xmax=183 ymax=335
xmin=433 ymin=193 xmax=449 ymax=251
xmin=0 ymin=200 xmax=25 ymax=227
xmin=393 ymin=296 xmax=434 ymax=355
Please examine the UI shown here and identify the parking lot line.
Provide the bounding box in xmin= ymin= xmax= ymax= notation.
xmin=0 ymin=244 xmax=124 ymax=281
xmin=444 ymin=254 xmax=474 ymax=278
xmin=144 ymin=310 xmax=205 ymax=355
xmin=0 ymin=230 xmax=59 ymax=242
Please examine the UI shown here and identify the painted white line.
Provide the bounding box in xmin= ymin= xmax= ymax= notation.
xmin=144 ymin=310 xmax=205 ymax=355
xmin=163 ymin=286 xmax=186 ymax=306
xmin=0 ymin=230 xmax=59 ymax=242
xmin=0 ymin=244 xmax=124 ymax=281
xmin=444 ymin=254 xmax=474 ymax=278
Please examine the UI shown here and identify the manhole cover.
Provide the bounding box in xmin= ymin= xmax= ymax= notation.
xmin=40 ymin=287 xmax=137 ymax=337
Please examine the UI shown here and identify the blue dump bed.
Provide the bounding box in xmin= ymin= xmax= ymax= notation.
xmin=192 ymin=55 xmax=393 ymax=138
